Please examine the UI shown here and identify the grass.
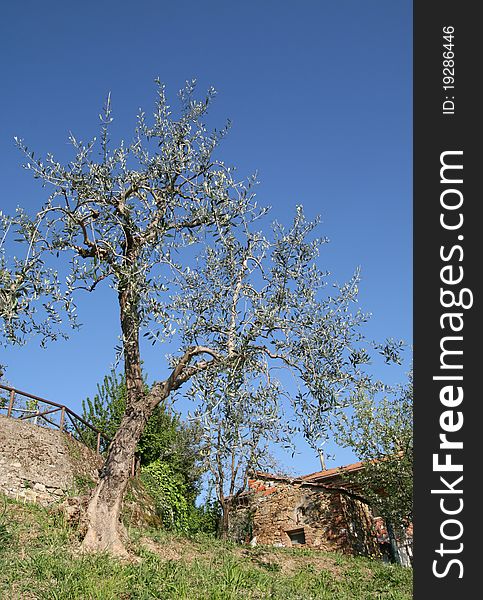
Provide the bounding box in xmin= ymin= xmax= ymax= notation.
xmin=0 ymin=495 xmax=412 ymax=599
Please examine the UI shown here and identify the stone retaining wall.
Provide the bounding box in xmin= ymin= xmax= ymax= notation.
xmin=0 ymin=414 xmax=102 ymax=505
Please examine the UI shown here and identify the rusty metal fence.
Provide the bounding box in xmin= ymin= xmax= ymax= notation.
xmin=0 ymin=383 xmax=111 ymax=454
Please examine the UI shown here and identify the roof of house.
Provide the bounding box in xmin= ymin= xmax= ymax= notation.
xmin=301 ymin=461 xmax=365 ymax=482
xmin=252 ymin=459 xmax=365 ymax=485
xmin=249 ymin=460 xmax=368 ymax=499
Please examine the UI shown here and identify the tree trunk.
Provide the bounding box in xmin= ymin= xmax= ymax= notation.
xmin=387 ymin=522 xmax=402 ymax=565
xmin=220 ymin=497 xmax=230 ymax=539
xmin=82 ymin=285 xmax=148 ymax=556
xmin=81 ymin=404 xmax=149 ymax=555
xmin=80 ymin=282 xmax=213 ymax=554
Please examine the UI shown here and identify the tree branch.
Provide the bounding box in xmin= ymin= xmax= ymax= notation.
xmin=148 ymin=345 xmax=222 ymax=410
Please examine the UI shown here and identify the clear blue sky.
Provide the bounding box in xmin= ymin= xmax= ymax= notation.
xmin=0 ymin=1 xmax=412 ymax=475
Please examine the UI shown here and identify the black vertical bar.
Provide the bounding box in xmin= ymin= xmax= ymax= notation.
xmin=414 ymin=3 xmax=479 ymax=597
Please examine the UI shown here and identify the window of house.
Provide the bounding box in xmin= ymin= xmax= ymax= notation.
xmin=287 ymin=528 xmax=306 ymax=545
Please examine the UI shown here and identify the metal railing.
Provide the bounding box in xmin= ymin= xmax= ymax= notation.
xmin=0 ymin=383 xmax=111 ymax=454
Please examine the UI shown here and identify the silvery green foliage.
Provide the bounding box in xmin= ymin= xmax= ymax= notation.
xmin=0 ymin=81 xmax=253 ymax=350
xmin=189 ymin=366 xmax=292 ymax=503
xmin=0 ymin=81 xmax=402 ymax=475
xmin=170 ymin=205 xmax=398 ymax=479
xmin=0 ymin=209 xmax=68 ymax=346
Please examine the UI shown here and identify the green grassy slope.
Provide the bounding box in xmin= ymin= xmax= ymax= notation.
xmin=0 ymin=496 xmax=412 ymax=600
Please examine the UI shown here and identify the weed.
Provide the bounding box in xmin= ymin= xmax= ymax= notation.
xmin=73 ymin=474 xmax=96 ymax=494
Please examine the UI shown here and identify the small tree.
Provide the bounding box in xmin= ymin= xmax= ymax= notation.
xmin=80 ymin=372 xmax=130 ymax=453
xmin=1 ymin=82 xmax=400 ymax=554
xmin=331 ymin=371 xmax=413 ymax=530
xmin=190 ymin=369 xmax=290 ymax=537
xmin=173 ymin=205 xmax=402 ymax=537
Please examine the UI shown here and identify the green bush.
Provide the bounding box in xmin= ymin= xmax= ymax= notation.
xmin=141 ymin=460 xmax=190 ymax=532
xmin=186 ymin=499 xmax=221 ymax=536
xmin=142 ymin=462 xmax=221 ymax=535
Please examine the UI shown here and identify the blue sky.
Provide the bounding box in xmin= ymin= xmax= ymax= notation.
xmin=0 ymin=1 xmax=412 ymax=475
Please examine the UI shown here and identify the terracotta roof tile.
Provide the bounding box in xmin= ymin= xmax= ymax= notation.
xmin=301 ymin=461 xmax=365 ymax=482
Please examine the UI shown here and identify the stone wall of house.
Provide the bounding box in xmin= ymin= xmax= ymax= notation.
xmin=0 ymin=414 xmax=102 ymax=505
xmin=230 ymin=476 xmax=379 ymax=557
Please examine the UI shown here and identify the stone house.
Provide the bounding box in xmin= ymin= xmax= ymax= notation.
xmin=228 ymin=461 xmax=408 ymax=560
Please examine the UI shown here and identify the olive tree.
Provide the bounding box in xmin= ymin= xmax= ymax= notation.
xmin=169 ymin=204 xmax=396 ymax=537
xmin=1 ymin=82 xmax=258 ymax=554
xmin=190 ymin=369 xmax=290 ymax=537
xmin=0 ymin=82 xmax=398 ymax=555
